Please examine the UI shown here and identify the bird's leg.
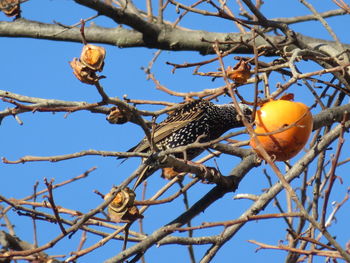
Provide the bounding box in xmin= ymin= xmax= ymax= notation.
xmin=196 ymin=163 xmax=221 ymax=184
xmin=159 ymin=156 xmax=222 ymax=185
xmin=182 ymin=160 xmax=221 ymax=184
xmin=161 ymin=148 xmax=188 ymax=180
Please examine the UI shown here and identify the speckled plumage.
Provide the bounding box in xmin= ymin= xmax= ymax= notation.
xmin=127 ymin=99 xmax=252 ymax=189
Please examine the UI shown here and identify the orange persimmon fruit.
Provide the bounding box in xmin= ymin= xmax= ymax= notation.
xmin=250 ymin=96 xmax=313 ymax=161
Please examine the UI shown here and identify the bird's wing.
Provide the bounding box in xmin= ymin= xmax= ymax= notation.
xmin=132 ymin=100 xmax=207 ymax=153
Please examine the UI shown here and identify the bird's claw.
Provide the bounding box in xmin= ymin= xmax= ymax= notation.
xmin=198 ymin=164 xmax=221 ymax=184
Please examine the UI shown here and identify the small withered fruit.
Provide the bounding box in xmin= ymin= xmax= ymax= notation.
xmin=69 ymin=58 xmax=99 ymax=85
xmin=0 ymin=0 xmax=20 ymax=17
xmin=104 ymin=188 xmax=143 ymax=222
xmin=106 ymin=107 xmax=129 ymax=124
xmin=161 ymin=167 xmax=180 ymax=180
xmin=227 ymin=59 xmax=252 ymax=84
xmin=80 ymin=44 xmax=106 ymax=72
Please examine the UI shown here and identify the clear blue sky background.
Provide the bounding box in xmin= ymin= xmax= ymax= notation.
xmin=1 ymin=1 xmax=350 ymax=262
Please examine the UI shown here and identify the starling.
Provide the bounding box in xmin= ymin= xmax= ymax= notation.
xmin=125 ymin=99 xmax=252 ymax=189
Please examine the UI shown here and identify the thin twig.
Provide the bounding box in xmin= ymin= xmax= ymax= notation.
xmin=44 ymin=179 xmax=67 ymax=235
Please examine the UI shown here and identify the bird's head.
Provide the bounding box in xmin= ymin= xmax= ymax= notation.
xmin=237 ymin=102 xmax=253 ymax=122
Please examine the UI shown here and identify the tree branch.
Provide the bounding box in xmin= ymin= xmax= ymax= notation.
xmin=1 ymin=19 xmax=349 ymax=55
xmin=103 ymin=155 xmax=259 ymax=262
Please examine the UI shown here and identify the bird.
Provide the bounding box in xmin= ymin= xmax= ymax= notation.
xmin=123 ymin=99 xmax=252 ymax=189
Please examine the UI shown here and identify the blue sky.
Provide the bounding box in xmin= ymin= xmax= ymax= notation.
xmin=1 ymin=1 xmax=350 ymax=262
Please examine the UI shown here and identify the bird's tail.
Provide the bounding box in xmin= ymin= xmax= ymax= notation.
xmin=132 ymin=165 xmax=158 ymax=190
xmin=117 ymin=144 xmax=138 ymax=160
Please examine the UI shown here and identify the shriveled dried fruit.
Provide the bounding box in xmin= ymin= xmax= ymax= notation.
xmin=80 ymin=44 xmax=106 ymax=71
xmin=69 ymin=58 xmax=99 ymax=85
xmin=250 ymin=95 xmax=313 ymax=161
xmin=227 ymin=59 xmax=251 ymax=84
xmin=105 ymin=188 xmax=142 ymax=222
xmin=161 ymin=167 xmax=180 ymax=180
xmin=106 ymin=107 xmax=129 ymax=124
xmin=0 ymin=0 xmax=20 ymax=17
xmin=107 ymin=188 xmax=135 ymax=212
xmin=122 ymin=206 xmax=143 ymax=222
